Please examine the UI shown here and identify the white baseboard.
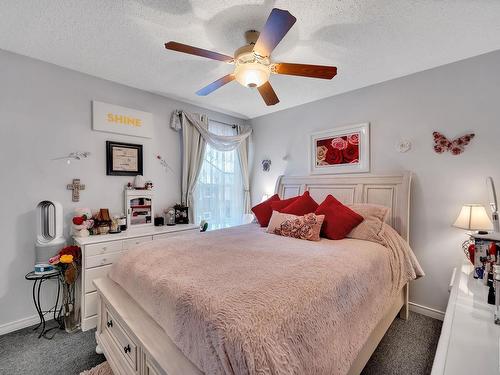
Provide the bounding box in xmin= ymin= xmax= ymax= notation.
xmin=409 ymin=302 xmax=445 ymax=321
xmin=0 ymin=315 xmax=41 ymax=336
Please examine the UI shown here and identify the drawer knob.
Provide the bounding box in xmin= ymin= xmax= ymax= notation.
xmin=124 ymin=344 xmax=131 ymax=354
xmin=102 ymin=258 xmax=107 ymax=263
xmin=106 ymin=320 xmax=113 ymax=328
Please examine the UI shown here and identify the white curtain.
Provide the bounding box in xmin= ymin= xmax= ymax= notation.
xmin=237 ymin=126 xmax=251 ymax=214
xmin=171 ymin=110 xmax=252 ymax=151
xmin=193 ymin=122 xmax=244 ymax=229
xmin=171 ymin=110 xmax=252 ymax=223
xmin=179 ymin=113 xmax=208 ymax=222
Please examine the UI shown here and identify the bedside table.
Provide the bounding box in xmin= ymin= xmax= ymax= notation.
xmin=74 ymin=224 xmax=199 ymax=331
xmin=432 ymin=260 xmax=500 ymax=374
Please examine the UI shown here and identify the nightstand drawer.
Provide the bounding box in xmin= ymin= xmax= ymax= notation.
xmin=85 ymin=241 xmax=123 ymax=258
xmin=123 ymin=236 xmax=153 ymax=250
xmin=86 ymin=252 xmax=123 ymax=269
xmin=85 ymin=264 xmax=112 ymax=293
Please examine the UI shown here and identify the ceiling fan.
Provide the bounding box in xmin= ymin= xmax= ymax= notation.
xmin=164 ymin=8 xmax=337 ymax=106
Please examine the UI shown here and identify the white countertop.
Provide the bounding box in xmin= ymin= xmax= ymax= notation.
xmin=73 ymin=224 xmax=199 ymax=245
xmin=432 ymin=261 xmax=500 ymax=374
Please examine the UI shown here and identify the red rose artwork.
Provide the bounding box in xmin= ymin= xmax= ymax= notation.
xmin=315 ymin=132 xmax=360 ymax=166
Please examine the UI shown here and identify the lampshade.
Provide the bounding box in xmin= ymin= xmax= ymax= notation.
xmin=234 ymin=52 xmax=271 ymax=88
xmin=452 ymin=204 xmax=493 ymax=231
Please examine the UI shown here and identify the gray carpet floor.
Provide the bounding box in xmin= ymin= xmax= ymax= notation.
xmin=0 ymin=313 xmax=441 ymax=375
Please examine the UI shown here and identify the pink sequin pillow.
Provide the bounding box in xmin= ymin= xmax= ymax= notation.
xmin=267 ymin=211 xmax=325 ymax=241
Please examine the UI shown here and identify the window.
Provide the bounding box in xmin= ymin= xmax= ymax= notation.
xmin=193 ymin=121 xmax=244 ymax=230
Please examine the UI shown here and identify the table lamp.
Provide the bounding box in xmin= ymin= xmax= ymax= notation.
xmin=453 ymin=204 xmax=493 ymax=234
xmin=453 ymin=204 xmax=493 ymax=267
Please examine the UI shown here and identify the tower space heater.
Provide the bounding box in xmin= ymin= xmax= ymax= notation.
xmin=35 ymin=200 xmax=66 ymax=265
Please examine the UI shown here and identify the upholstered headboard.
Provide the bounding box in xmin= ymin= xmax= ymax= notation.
xmin=275 ymin=172 xmax=412 ymax=241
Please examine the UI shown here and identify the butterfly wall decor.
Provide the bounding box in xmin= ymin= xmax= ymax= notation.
xmin=432 ymin=131 xmax=475 ymax=155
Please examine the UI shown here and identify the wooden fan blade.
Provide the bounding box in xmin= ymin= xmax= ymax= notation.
xmin=272 ymin=63 xmax=337 ymax=80
xmin=253 ymin=8 xmax=296 ymax=57
xmin=196 ymin=74 xmax=235 ymax=96
xmin=165 ymin=41 xmax=233 ymax=63
xmin=257 ymin=81 xmax=279 ymax=106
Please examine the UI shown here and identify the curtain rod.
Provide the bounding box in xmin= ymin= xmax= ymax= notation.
xmin=210 ymin=118 xmax=238 ymax=128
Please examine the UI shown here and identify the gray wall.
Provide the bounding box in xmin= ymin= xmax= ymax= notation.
xmin=250 ymin=50 xmax=500 ymax=313
xmin=0 ymin=49 xmax=247 ymax=330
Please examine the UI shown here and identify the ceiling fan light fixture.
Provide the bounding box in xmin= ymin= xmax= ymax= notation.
xmin=234 ymin=52 xmax=271 ymax=88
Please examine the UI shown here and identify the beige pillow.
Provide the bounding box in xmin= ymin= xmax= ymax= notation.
xmin=267 ymin=211 xmax=325 ymax=241
xmin=346 ymin=204 xmax=390 ymax=244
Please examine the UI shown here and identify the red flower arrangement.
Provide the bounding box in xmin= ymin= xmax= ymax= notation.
xmin=316 ymin=132 xmax=360 ymax=166
xmin=48 ymin=245 xmax=81 ymax=284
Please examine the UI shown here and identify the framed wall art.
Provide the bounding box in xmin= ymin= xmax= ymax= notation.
xmin=93 ymin=101 xmax=153 ymax=138
xmin=310 ymin=123 xmax=370 ymax=174
xmin=106 ymin=141 xmax=143 ymax=176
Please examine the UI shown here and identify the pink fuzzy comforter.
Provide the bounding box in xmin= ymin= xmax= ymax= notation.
xmin=109 ymin=224 xmax=423 ymax=375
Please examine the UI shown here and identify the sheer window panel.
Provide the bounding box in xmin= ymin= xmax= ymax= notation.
xmin=193 ymin=121 xmax=244 ymax=230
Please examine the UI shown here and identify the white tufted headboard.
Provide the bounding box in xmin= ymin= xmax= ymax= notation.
xmin=275 ymin=172 xmax=412 ymax=241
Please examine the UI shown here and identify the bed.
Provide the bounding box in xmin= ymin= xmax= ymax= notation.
xmin=94 ymin=172 xmax=418 ymax=375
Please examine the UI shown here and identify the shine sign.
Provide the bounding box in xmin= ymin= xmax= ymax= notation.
xmin=92 ymin=100 xmax=153 ymax=138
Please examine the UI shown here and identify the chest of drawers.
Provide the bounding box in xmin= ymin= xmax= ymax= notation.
xmin=74 ymin=224 xmax=199 ymax=331
xmin=431 ymin=261 xmax=500 ymax=374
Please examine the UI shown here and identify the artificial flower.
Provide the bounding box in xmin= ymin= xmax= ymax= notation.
xmin=59 ymin=254 xmax=74 ymax=264
xmin=72 ymin=216 xmax=84 ymax=225
xmin=48 ymin=254 xmax=60 ymax=265
xmin=59 ymin=245 xmax=81 ymax=262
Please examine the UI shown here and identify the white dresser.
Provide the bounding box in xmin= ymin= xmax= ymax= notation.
xmin=74 ymin=224 xmax=199 ymax=331
xmin=432 ymin=261 xmax=500 ymax=374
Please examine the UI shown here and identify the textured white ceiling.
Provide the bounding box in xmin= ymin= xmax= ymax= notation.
xmin=1 ymin=0 xmax=500 ymax=119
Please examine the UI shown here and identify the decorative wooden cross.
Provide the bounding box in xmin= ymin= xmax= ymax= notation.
xmin=67 ymin=178 xmax=85 ymax=202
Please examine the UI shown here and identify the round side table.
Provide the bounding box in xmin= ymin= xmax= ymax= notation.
xmin=25 ymin=270 xmax=64 ymax=339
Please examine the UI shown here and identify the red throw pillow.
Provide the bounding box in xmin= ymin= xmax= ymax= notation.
xmin=281 ymin=191 xmax=319 ymax=216
xmin=315 ymin=195 xmax=364 ymax=240
xmin=270 ymin=195 xmax=300 ymax=213
xmin=252 ymin=194 xmax=280 ymax=227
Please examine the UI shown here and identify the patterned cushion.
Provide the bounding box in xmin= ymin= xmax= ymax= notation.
xmin=267 ymin=212 xmax=325 ymax=241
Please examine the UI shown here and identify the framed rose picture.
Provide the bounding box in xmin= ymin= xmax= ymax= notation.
xmin=310 ymin=123 xmax=370 ymax=174
xmin=106 ymin=141 xmax=143 ymax=176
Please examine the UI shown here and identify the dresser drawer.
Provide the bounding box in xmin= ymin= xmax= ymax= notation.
xmin=123 ymin=236 xmax=153 ymax=250
xmin=85 ymin=264 xmax=112 ymax=293
xmin=105 ymin=308 xmax=138 ymax=371
xmin=84 ymin=291 xmax=98 ymax=318
xmin=86 ymin=252 xmax=123 ymax=269
xmin=85 ymin=241 xmax=123 ymax=258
